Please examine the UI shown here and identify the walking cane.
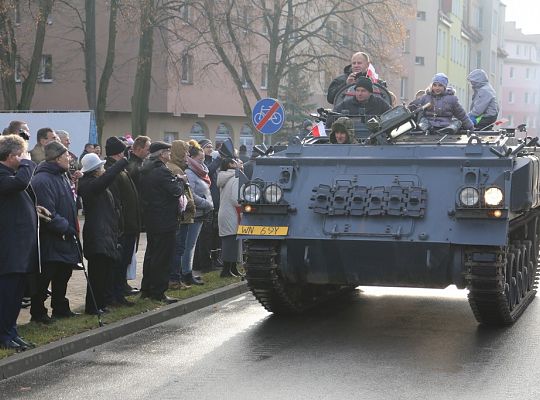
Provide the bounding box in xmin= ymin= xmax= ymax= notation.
xmin=73 ymin=234 xmax=104 ymax=327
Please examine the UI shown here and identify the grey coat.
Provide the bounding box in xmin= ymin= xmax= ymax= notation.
xmin=185 ymin=168 xmax=213 ymax=220
xmin=468 ymin=69 xmax=499 ymax=118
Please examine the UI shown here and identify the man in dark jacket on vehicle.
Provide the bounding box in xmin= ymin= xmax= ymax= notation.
xmin=333 ymin=77 xmax=391 ymax=120
xmin=0 ymin=135 xmax=39 ymax=350
xmin=104 ymin=137 xmax=141 ymax=306
xmin=139 ymin=141 xmax=184 ymax=303
xmin=30 ymin=141 xmax=81 ymax=323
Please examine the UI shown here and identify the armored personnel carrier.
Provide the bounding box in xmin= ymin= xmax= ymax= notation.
xmin=237 ymin=105 xmax=540 ymax=326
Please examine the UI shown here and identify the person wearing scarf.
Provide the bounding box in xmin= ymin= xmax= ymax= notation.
xmin=182 ymin=141 xmax=214 ymax=285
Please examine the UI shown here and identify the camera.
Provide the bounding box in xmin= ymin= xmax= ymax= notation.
xmin=18 ymin=129 xmax=30 ymax=141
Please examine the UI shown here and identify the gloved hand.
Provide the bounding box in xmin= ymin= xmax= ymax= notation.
xmin=211 ymin=150 xmax=220 ymax=160
xmin=469 ymin=114 xmax=478 ymax=126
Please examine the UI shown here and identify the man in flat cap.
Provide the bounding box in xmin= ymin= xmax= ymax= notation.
xmin=139 ymin=141 xmax=185 ymax=303
xmin=30 ymin=141 xmax=81 ymax=323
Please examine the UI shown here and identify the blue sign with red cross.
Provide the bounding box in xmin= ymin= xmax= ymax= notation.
xmin=252 ymin=98 xmax=285 ymax=135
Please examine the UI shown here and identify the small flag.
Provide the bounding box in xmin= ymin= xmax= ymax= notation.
xmin=311 ymin=121 xmax=327 ymax=137
xmin=494 ymin=118 xmax=509 ymax=126
xmin=366 ymin=63 xmax=379 ymax=81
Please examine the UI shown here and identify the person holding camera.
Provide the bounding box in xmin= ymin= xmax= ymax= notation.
xmin=2 ymin=120 xmax=31 ymax=140
xmin=327 ymin=52 xmax=385 ymax=105
xmin=0 ymin=135 xmax=39 ymax=350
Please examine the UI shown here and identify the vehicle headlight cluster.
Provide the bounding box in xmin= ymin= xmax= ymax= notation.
xmin=242 ymin=182 xmax=283 ymax=204
xmin=458 ymin=186 xmax=503 ymax=207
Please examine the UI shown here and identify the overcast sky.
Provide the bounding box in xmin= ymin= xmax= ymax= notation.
xmin=504 ymin=0 xmax=540 ymax=34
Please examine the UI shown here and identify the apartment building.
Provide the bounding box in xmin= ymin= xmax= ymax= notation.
xmin=501 ymin=21 xmax=540 ymax=136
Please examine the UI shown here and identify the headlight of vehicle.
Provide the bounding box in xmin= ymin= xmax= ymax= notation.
xmin=459 ymin=187 xmax=479 ymax=207
xmin=484 ymin=187 xmax=503 ymax=206
xmin=264 ymin=184 xmax=283 ymax=204
xmin=243 ymin=184 xmax=261 ymax=203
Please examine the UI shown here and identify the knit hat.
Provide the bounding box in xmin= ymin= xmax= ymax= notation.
xmin=198 ymin=139 xmax=213 ymax=149
xmin=354 ymin=76 xmax=373 ymax=93
xmin=432 ymin=73 xmax=449 ymax=87
xmin=105 ymin=136 xmax=127 ymax=156
xmin=149 ymin=141 xmax=172 ymax=154
xmin=80 ymin=153 xmax=106 ymax=173
xmin=44 ymin=141 xmax=68 ymax=161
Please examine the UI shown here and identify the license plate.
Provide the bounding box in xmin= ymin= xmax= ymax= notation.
xmin=237 ymin=225 xmax=289 ymax=236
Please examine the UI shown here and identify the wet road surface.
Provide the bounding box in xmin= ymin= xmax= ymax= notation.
xmin=2 ymin=286 xmax=540 ymax=400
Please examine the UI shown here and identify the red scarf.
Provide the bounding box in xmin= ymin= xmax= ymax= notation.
xmin=186 ymin=156 xmax=211 ymax=186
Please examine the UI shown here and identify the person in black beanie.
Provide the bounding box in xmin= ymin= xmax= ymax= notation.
xmin=104 ymin=137 xmax=141 ymax=307
xmin=332 ymin=76 xmax=391 ymax=122
xmin=194 ymin=138 xmax=223 ymax=273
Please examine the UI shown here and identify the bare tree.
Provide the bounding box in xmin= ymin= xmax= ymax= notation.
xmin=0 ymin=0 xmax=55 ymax=110
xmin=172 ymin=0 xmax=408 ymax=124
xmin=84 ymin=0 xmax=96 ymax=110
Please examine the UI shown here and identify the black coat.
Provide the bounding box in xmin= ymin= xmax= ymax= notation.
xmin=0 ymin=160 xmax=39 ymax=275
xmin=126 ymin=153 xmax=144 ymax=193
xmin=105 ymin=157 xmax=141 ymax=236
xmin=333 ymin=94 xmax=391 ymax=117
xmin=31 ymin=162 xmax=80 ymax=265
xmin=139 ymin=158 xmax=184 ymax=234
xmin=78 ymin=158 xmax=128 ymax=259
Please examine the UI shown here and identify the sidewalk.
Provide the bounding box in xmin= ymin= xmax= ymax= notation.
xmin=18 ymin=228 xmax=146 ymax=325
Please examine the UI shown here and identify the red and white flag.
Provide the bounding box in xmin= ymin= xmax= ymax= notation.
xmin=311 ymin=121 xmax=327 ymax=137
xmin=494 ymin=118 xmax=509 ymax=126
xmin=366 ymin=63 xmax=379 ymax=81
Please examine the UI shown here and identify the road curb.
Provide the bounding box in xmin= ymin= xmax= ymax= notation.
xmin=0 ymin=281 xmax=248 ymax=381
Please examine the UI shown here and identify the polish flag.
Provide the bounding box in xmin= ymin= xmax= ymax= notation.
xmin=366 ymin=63 xmax=379 ymax=81
xmin=311 ymin=121 xmax=327 ymax=137
xmin=494 ymin=118 xmax=509 ymax=126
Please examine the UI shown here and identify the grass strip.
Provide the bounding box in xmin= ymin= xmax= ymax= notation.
xmin=0 ymin=272 xmax=240 ymax=359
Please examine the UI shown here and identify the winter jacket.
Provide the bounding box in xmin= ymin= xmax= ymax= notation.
xmin=166 ymin=140 xmax=196 ymax=224
xmin=204 ymin=154 xmax=221 ymax=209
xmin=0 ymin=160 xmax=39 ymax=275
xmin=409 ymin=87 xmax=474 ymax=131
xmin=186 ymin=167 xmax=213 ymax=220
xmin=104 ymin=157 xmax=141 ymax=235
xmin=139 ymin=158 xmax=184 ymax=233
xmin=330 ymin=127 xmax=358 ymax=144
xmin=78 ymin=158 xmax=128 ymax=259
xmin=31 ymin=161 xmax=80 ymax=265
xmin=333 ymin=94 xmax=391 ymax=118
xmin=217 ymin=169 xmax=240 ymax=237
xmin=468 ymin=69 xmax=499 ymax=119
xmin=126 ymin=153 xmax=145 ymax=193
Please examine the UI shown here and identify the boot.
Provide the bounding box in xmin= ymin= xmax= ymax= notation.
xmin=220 ymin=262 xmax=238 ymax=278
xmin=211 ymin=249 xmax=224 ymax=270
xmin=230 ymin=262 xmax=245 ymax=277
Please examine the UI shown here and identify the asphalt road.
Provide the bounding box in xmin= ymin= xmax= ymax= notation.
xmin=2 ymin=286 xmax=540 ymax=400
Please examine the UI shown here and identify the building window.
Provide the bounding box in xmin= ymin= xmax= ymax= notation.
xmin=400 ymin=77 xmax=408 ymax=100
xmin=508 ymin=115 xmax=514 ymax=126
xmin=526 ymin=67 xmax=531 ymax=79
xmin=181 ymin=54 xmax=193 ymax=84
xmin=509 ymin=67 xmax=514 ymax=78
xmin=14 ymin=56 xmax=21 ymax=83
xmin=240 ymin=124 xmax=254 ymax=154
xmin=190 ymin=122 xmax=206 ymax=142
xmin=180 ymin=4 xmax=190 ymax=22
xmin=341 ymin=22 xmax=352 ymax=47
xmin=516 ymin=44 xmax=520 ymax=56
xmin=216 ymin=123 xmax=232 ymax=147
xmin=163 ymin=131 xmax=178 ymax=143
xmin=326 ymin=20 xmax=337 ymax=42
xmin=525 ymin=92 xmax=529 ymax=104
xmin=14 ymin=0 xmax=21 ymax=24
xmin=38 ymin=54 xmax=52 ymax=82
xmin=476 ymin=51 xmax=482 ymax=69
xmin=508 ymin=91 xmax=514 ymax=104
xmin=402 ymin=30 xmax=410 ymax=53
xmin=415 ymin=56 xmax=424 ymax=65
xmin=261 ymin=63 xmax=268 ymax=89
xmin=417 ymin=11 xmax=426 ymax=20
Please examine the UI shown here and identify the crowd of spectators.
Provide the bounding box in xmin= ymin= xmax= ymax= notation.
xmin=0 ymin=121 xmax=246 ymax=351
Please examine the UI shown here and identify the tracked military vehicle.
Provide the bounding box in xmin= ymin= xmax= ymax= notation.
xmin=237 ymin=105 xmax=540 ymax=326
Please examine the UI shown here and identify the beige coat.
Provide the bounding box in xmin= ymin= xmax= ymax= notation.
xmin=217 ymin=169 xmax=240 ymax=237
